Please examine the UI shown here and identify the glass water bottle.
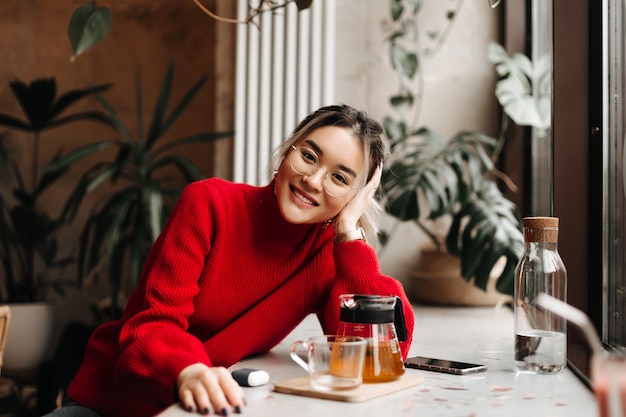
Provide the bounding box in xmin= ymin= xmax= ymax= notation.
xmin=514 ymin=217 xmax=567 ymax=374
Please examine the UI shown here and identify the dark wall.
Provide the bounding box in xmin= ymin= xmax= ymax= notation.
xmin=0 ymin=0 xmax=236 ymax=300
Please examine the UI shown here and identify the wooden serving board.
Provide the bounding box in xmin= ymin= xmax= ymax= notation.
xmin=273 ymin=373 xmax=423 ymax=402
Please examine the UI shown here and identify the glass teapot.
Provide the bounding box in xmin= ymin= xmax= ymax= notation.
xmin=336 ymin=294 xmax=407 ymax=382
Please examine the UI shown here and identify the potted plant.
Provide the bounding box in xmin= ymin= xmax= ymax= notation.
xmin=65 ymin=65 xmax=232 ymax=320
xmin=379 ymin=1 xmax=548 ymax=304
xmin=380 ymin=126 xmax=524 ymax=304
xmin=64 ymin=5 xmax=232 ymax=317
xmin=0 ymin=77 xmax=113 ymax=370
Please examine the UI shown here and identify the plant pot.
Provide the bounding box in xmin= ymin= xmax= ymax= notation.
xmin=3 ymin=302 xmax=54 ymax=373
xmin=409 ymin=250 xmax=512 ymax=306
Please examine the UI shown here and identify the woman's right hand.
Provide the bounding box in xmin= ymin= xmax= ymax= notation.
xmin=177 ymin=363 xmax=246 ymax=415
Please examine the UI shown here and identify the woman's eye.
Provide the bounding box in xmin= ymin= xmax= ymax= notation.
xmin=332 ymin=171 xmax=350 ymax=186
xmin=300 ymin=149 xmax=318 ymax=164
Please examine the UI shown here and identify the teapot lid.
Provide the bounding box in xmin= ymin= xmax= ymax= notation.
xmin=340 ymin=294 xmax=396 ymax=310
xmin=339 ymin=295 xmax=408 ymax=341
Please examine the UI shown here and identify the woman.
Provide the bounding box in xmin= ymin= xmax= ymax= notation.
xmin=46 ymin=105 xmax=414 ymax=417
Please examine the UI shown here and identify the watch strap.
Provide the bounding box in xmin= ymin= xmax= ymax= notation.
xmin=334 ymin=227 xmax=366 ymax=245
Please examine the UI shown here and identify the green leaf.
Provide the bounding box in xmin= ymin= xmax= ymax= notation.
xmin=128 ymin=223 xmax=145 ymax=288
xmin=0 ymin=114 xmax=29 ymax=131
xmin=487 ymin=42 xmax=551 ymax=131
xmin=391 ymin=0 xmax=404 ymax=21
xmin=91 ymin=91 xmax=135 ymax=144
xmin=85 ymin=165 xmax=117 ymax=192
xmin=377 ymin=230 xmax=390 ymax=246
xmin=43 ymin=141 xmax=114 ymax=174
xmin=445 ymin=181 xmax=524 ymax=294
xmin=50 ymin=83 xmax=113 ymax=120
xmin=69 ymin=3 xmax=112 ymax=61
xmin=383 ymin=117 xmax=407 ymax=143
xmin=0 ymin=79 xmax=112 ymax=133
xmin=144 ymin=182 xmax=164 ymax=242
xmin=407 ymin=0 xmax=424 ymax=14
xmin=152 ymin=154 xmax=205 ymax=183
xmin=7 ymin=78 xmax=56 ymax=130
xmin=495 ymin=77 xmax=546 ymax=128
xmin=390 ymin=92 xmax=414 ymax=110
xmin=386 ymin=186 xmax=419 ymax=221
xmin=145 ymin=66 xmax=174 ymax=148
xmin=401 ymin=53 xmax=418 ymax=80
xmin=389 ymin=44 xmax=418 ymax=79
xmin=37 ymin=153 xmax=71 ymax=197
xmin=295 ymin=0 xmax=314 ymax=10
xmin=106 ymin=193 xmax=132 ymax=256
xmin=164 ymin=76 xmax=207 ymax=130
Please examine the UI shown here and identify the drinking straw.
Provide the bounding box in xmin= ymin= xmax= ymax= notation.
xmin=535 ymin=293 xmax=604 ymax=355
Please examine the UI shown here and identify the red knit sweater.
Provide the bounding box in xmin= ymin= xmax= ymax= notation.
xmin=67 ymin=179 xmax=414 ymax=417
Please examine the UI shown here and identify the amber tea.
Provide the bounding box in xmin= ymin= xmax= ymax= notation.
xmin=361 ymin=340 xmax=404 ymax=382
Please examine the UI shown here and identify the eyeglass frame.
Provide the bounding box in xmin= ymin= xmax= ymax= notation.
xmin=288 ymin=145 xmax=358 ymax=197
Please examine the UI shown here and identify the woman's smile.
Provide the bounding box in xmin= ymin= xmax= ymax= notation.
xmin=290 ymin=185 xmax=319 ymax=207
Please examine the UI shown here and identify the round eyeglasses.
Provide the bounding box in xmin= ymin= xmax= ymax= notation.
xmin=289 ymin=145 xmax=357 ymax=197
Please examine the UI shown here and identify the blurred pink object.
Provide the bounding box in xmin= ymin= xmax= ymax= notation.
xmin=591 ymin=352 xmax=626 ymax=417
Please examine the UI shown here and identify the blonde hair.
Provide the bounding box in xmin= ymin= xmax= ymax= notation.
xmin=269 ymin=105 xmax=387 ymax=237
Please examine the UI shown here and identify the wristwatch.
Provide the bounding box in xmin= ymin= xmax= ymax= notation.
xmin=334 ymin=227 xmax=366 ymax=245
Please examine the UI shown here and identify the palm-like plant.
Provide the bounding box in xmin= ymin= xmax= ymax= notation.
xmin=66 ymin=65 xmax=232 ymax=318
xmin=380 ymin=125 xmax=524 ymax=295
xmin=377 ymin=1 xmax=553 ymax=297
xmin=0 ymin=78 xmax=113 ymax=303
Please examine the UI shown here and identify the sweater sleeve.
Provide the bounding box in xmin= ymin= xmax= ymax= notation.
xmin=319 ymin=240 xmax=415 ymax=361
xmin=112 ymin=181 xmax=215 ymax=404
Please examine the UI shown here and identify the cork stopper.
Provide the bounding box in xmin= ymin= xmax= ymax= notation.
xmin=523 ymin=216 xmax=559 ymax=243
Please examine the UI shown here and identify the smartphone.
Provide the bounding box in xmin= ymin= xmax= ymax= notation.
xmin=405 ymin=356 xmax=487 ymax=375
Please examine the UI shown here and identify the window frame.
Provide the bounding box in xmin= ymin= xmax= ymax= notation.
xmin=503 ymin=0 xmax=603 ymax=384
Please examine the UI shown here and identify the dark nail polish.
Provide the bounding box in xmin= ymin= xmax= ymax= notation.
xmin=203 ymin=407 xmax=210 ymax=415
xmin=187 ymin=405 xmax=194 ymax=412
xmin=235 ymin=405 xmax=242 ymax=414
xmin=221 ymin=408 xmax=229 ymax=416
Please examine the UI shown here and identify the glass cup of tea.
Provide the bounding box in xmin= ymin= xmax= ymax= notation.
xmin=289 ymin=335 xmax=366 ymax=391
xmin=591 ymin=350 xmax=626 ymax=417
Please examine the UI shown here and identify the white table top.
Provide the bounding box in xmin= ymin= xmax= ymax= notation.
xmin=157 ymin=305 xmax=597 ymax=417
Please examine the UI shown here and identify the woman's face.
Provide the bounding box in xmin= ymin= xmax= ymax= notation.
xmin=275 ymin=125 xmax=364 ymax=225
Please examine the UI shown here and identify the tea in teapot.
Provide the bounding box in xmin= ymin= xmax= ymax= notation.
xmin=336 ymin=294 xmax=407 ymax=382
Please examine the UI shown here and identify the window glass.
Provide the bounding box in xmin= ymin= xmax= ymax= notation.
xmin=604 ymin=0 xmax=626 ymax=348
xmin=530 ymin=0 xmax=553 ymax=215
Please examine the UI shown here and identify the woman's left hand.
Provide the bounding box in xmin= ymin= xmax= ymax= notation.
xmin=334 ymin=163 xmax=382 ymax=233
xmin=177 ymin=363 xmax=245 ymax=415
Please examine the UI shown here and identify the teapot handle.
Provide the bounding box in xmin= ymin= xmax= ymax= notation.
xmin=394 ymin=297 xmax=408 ymax=342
